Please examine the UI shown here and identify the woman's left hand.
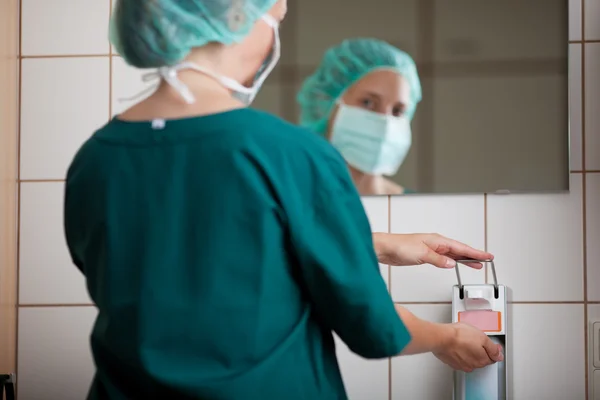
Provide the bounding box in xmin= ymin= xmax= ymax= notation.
xmin=373 ymin=233 xmax=492 ymax=269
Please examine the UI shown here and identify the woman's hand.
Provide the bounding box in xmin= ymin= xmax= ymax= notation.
xmin=373 ymin=233 xmax=492 ymax=269
xmin=433 ymin=323 xmax=504 ymax=372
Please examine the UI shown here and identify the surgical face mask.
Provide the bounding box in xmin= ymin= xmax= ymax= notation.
xmin=122 ymin=15 xmax=280 ymax=106
xmin=330 ymin=103 xmax=412 ymax=176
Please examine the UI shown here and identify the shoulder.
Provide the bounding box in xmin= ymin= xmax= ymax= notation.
xmin=238 ymin=110 xmax=358 ymax=201
xmin=243 ymin=109 xmax=347 ymax=169
xmin=66 ymin=122 xmax=116 ymax=183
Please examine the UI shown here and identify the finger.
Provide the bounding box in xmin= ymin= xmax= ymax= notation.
xmin=458 ymin=261 xmax=483 ymax=270
xmin=446 ymin=241 xmax=493 ymax=265
xmin=422 ymin=250 xmax=456 ymax=269
xmin=493 ymin=344 xmax=504 ymax=362
xmin=444 ymin=253 xmax=483 ymax=269
xmin=482 ymin=338 xmax=503 ymax=362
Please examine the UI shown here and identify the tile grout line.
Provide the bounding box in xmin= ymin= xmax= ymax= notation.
xmin=580 ymin=2 xmax=588 ymax=397
xmin=19 ymin=304 xmax=96 ymax=308
xmin=570 ymin=39 xmax=600 ymax=43
xmin=20 ymin=54 xmax=109 ymax=59
xmin=16 ymin=170 xmax=600 ymax=184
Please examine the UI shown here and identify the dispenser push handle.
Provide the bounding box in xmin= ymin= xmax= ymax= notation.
xmin=454 ymin=259 xmax=499 ymax=299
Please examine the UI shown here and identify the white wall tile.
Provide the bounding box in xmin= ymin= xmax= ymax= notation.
xmin=584 ymin=0 xmax=600 ymax=40
xmin=111 ymin=56 xmax=153 ymax=116
xmin=20 ymin=58 xmax=109 ymax=180
xmin=18 ymin=306 xmax=97 ymax=400
xmin=391 ymin=305 xmax=586 ymax=400
xmin=510 ymin=304 xmax=585 ymax=399
xmin=19 ymin=182 xmax=91 ymax=304
xmin=587 ymin=173 xmax=600 ymax=301
xmin=487 ymin=174 xmax=584 ymax=301
xmin=335 ymin=335 xmax=389 ymax=400
xmin=21 ymin=0 xmax=110 ymax=56
xmin=390 ymin=195 xmax=485 ymax=302
xmin=585 ymin=44 xmax=600 ymax=170
xmin=570 ymin=0 xmax=583 ymax=40
xmin=570 ymin=44 xmax=583 ymax=171
xmin=391 ymin=304 xmax=453 ymax=399
xmin=362 ymin=196 xmax=389 ymax=233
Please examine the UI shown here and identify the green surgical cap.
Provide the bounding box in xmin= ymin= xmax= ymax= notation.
xmin=297 ymin=38 xmax=422 ymax=135
xmin=110 ymin=0 xmax=278 ymax=68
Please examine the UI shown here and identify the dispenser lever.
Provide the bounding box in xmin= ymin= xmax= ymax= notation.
xmin=454 ymin=259 xmax=499 ymax=299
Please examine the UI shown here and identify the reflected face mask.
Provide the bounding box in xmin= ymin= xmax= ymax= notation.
xmin=330 ymin=104 xmax=412 ymax=176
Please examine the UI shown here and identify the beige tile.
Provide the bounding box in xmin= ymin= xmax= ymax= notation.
xmin=570 ymin=44 xmax=583 ymax=171
xmin=585 ymin=43 xmax=600 ymax=170
xmin=111 ymin=56 xmax=154 ymax=116
xmin=335 ymin=335 xmax=389 ymax=400
xmin=587 ymin=173 xmax=600 ymax=301
xmin=391 ymin=304 xmax=453 ymax=399
xmin=295 ymin=0 xmax=419 ymax=66
xmin=584 ymin=0 xmax=600 ymax=40
xmin=509 ymin=304 xmax=585 ymax=399
xmin=487 ymin=174 xmax=584 ymax=301
xmin=19 ymin=182 xmax=91 ymax=305
xmin=390 ymin=195 xmax=485 ymax=302
xmin=20 ymin=58 xmax=109 ymax=180
xmin=21 ymin=0 xmax=110 ymax=56
xmin=433 ymin=0 xmax=565 ymax=62
xmin=570 ymin=0 xmax=583 ymax=40
xmin=18 ymin=306 xmax=97 ymax=400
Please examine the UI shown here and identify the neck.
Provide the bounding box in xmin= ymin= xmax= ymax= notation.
xmin=119 ymin=70 xmax=245 ymax=122
xmin=348 ymin=164 xmax=377 ymax=187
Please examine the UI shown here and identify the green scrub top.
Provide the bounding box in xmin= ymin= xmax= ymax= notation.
xmin=64 ymin=108 xmax=410 ymax=400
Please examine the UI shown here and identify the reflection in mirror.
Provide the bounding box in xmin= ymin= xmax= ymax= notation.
xmin=252 ymin=0 xmax=570 ymax=196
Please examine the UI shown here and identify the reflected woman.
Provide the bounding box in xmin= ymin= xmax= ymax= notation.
xmin=297 ymin=38 xmax=421 ymax=195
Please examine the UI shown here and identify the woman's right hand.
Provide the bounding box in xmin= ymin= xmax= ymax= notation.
xmin=433 ymin=323 xmax=504 ymax=372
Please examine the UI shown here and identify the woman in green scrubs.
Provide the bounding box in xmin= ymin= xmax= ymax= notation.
xmin=64 ymin=1 xmax=502 ymax=399
xmin=298 ymin=38 xmax=421 ymax=196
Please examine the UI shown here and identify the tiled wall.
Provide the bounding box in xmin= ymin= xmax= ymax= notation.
xmin=15 ymin=0 xmax=599 ymax=399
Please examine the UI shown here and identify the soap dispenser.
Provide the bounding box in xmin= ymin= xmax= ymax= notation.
xmin=452 ymin=260 xmax=509 ymax=400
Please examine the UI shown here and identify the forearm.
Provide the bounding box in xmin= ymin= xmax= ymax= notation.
xmin=372 ymin=232 xmax=392 ymax=263
xmin=395 ymin=304 xmax=452 ymax=355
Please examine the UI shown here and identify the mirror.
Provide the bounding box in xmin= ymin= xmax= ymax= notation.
xmin=253 ymin=0 xmax=570 ymax=195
